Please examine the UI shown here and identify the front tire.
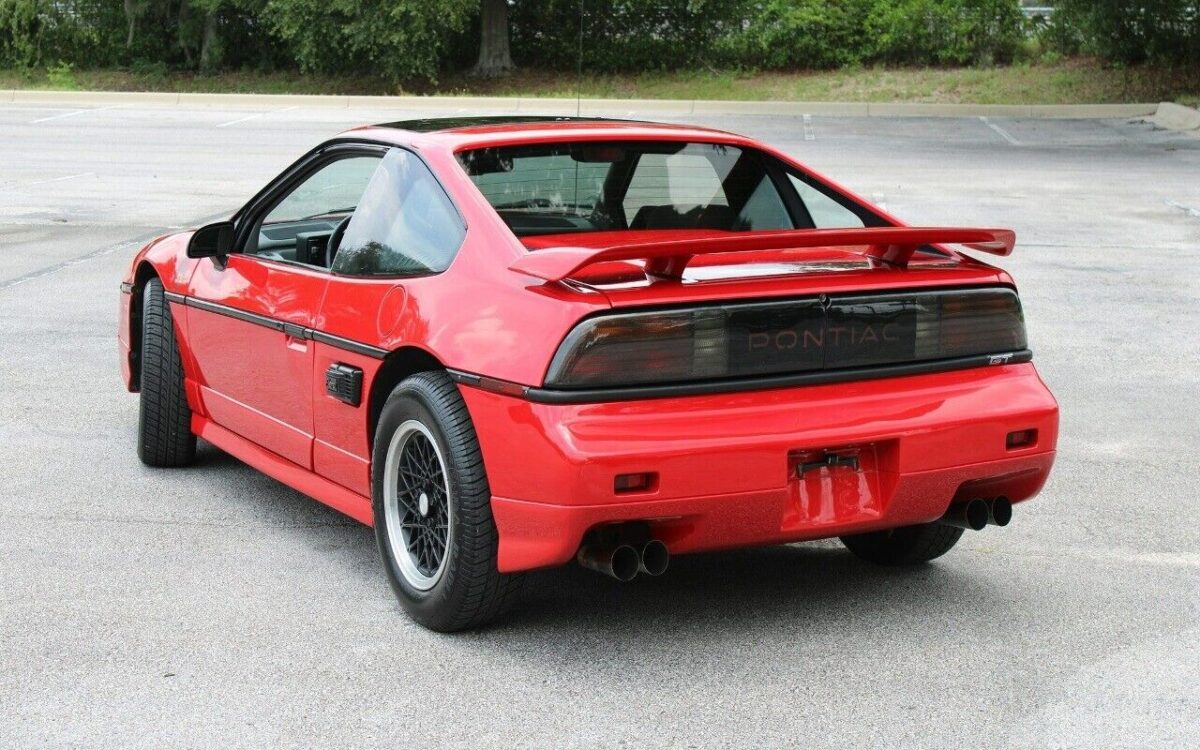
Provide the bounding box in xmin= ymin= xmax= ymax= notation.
xmin=840 ymin=523 xmax=964 ymax=565
xmin=372 ymin=371 xmax=520 ymax=632
xmin=137 ymin=278 xmax=196 ymax=467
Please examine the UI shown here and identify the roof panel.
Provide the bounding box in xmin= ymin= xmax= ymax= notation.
xmin=377 ymin=116 xmax=637 ymax=133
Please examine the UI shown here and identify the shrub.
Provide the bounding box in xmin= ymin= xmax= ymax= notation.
xmin=1051 ymin=0 xmax=1200 ymax=64
xmin=717 ymin=0 xmax=874 ymax=69
xmin=46 ymin=60 xmax=75 ymax=88
xmin=865 ymin=0 xmax=1026 ymax=66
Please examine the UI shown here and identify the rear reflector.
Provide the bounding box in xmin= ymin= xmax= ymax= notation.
xmin=1006 ymin=429 xmax=1038 ymax=449
xmin=546 ymin=287 xmax=1027 ymax=389
xmin=614 ymin=472 xmax=657 ymax=494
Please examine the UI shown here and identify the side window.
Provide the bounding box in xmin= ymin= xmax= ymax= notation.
xmin=332 ymin=149 xmax=465 ymax=277
xmin=250 ymin=154 xmax=382 ymax=259
xmin=262 ymin=156 xmax=381 ymax=227
xmin=788 ymin=174 xmax=866 ymax=229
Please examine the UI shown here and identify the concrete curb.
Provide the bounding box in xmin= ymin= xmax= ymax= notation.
xmin=1152 ymin=101 xmax=1200 ymax=132
xmin=0 ymin=88 xmax=1163 ymax=119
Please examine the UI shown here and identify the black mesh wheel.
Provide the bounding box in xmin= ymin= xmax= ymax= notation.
xmin=371 ymin=371 xmax=522 ymax=632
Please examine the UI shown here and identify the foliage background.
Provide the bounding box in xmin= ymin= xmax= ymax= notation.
xmin=1 ymin=0 xmax=1197 ymax=83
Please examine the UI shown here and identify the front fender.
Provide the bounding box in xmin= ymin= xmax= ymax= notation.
xmin=118 ymin=231 xmax=201 ymax=391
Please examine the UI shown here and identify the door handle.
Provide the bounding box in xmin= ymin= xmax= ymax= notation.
xmin=281 ymin=322 xmax=309 ymax=350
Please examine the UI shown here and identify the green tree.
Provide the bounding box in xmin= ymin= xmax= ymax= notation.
xmin=263 ymin=0 xmax=475 ymax=83
xmin=472 ymin=0 xmax=514 ymax=77
xmin=1052 ymin=0 xmax=1199 ymax=63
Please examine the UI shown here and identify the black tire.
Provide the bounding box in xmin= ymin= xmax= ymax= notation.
xmin=137 ymin=278 xmax=196 ymax=467
xmin=839 ymin=523 xmax=964 ymax=566
xmin=372 ymin=371 xmax=521 ymax=632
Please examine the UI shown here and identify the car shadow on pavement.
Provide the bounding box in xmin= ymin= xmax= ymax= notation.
xmin=501 ymin=544 xmax=980 ymax=638
xmin=191 ymin=441 xmax=985 ymax=639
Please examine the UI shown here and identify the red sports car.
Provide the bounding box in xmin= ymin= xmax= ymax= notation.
xmin=118 ymin=117 xmax=1058 ymax=631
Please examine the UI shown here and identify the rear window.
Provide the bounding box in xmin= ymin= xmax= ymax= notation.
xmin=458 ymin=141 xmax=874 ymax=237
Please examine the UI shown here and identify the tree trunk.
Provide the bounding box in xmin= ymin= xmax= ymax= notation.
xmin=470 ymin=0 xmax=514 ymax=77
xmin=178 ymin=0 xmax=194 ymax=67
xmin=200 ymin=12 xmax=218 ymax=71
xmin=124 ymin=0 xmax=137 ymax=48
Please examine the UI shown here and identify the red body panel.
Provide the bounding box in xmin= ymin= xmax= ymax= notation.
xmin=463 ymin=363 xmax=1057 ymax=571
xmin=186 ymin=256 xmax=328 ymax=467
xmin=119 ymin=119 xmax=1060 ymax=574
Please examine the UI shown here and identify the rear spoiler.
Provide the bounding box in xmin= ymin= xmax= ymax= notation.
xmin=508 ymin=226 xmax=1016 ymax=282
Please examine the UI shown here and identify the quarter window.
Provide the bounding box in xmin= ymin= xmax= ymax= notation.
xmin=332 ymin=149 xmax=465 ymax=277
xmin=788 ymin=174 xmax=866 ymax=229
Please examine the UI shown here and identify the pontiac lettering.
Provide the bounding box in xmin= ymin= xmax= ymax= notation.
xmin=748 ymin=323 xmax=902 ymax=352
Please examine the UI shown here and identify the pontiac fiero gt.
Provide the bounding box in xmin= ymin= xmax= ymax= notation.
xmin=118 ymin=117 xmax=1058 ymax=631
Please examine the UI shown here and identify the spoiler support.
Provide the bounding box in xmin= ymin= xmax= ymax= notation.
xmin=508 ymin=227 xmax=1016 ymax=282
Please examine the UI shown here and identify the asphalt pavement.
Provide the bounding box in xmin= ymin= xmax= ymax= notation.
xmin=2 ymin=101 xmax=1198 ymax=749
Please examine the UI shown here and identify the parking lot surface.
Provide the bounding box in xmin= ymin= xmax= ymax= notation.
xmin=2 ymin=102 xmax=1198 ymax=749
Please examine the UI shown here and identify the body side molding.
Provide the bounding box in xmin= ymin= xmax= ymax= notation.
xmin=168 ymin=291 xmax=389 ymax=359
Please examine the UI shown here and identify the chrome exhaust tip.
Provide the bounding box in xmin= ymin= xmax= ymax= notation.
xmin=938 ymin=498 xmax=990 ymax=531
xmin=577 ymin=544 xmax=640 ymax=582
xmin=987 ymin=496 xmax=1013 ymax=527
xmin=638 ymin=540 xmax=670 ymax=577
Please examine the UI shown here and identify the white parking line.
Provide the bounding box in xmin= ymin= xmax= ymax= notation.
xmin=29 ymin=106 xmax=121 ymax=124
xmin=1166 ymin=199 xmax=1200 ymax=220
xmin=28 ymin=171 xmax=94 ymax=187
xmin=214 ymin=112 xmax=263 ymax=128
xmin=0 ymin=172 xmax=94 ymax=192
xmin=215 ymin=105 xmax=300 ymax=128
xmin=803 ymin=114 xmax=815 ymax=141
xmin=980 ymin=116 xmax=1022 ymax=146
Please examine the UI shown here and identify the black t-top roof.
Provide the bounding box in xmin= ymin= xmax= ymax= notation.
xmin=376 ymin=116 xmax=637 ymax=133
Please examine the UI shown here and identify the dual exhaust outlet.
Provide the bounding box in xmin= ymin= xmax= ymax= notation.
xmin=577 ymin=539 xmax=669 ymax=582
xmin=578 ymin=498 xmax=1009 ymax=579
xmin=939 ymin=496 xmax=1013 ymax=531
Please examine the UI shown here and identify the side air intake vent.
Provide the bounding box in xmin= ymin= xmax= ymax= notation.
xmin=325 ymin=363 xmax=363 ymax=406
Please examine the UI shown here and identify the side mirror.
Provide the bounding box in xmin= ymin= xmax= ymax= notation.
xmin=187 ymin=221 xmax=235 ymax=261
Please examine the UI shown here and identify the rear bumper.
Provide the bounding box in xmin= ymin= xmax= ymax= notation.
xmin=460 ymin=362 xmax=1059 ymax=573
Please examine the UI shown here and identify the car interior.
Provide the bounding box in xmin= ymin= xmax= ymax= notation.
xmin=235 ymin=141 xmax=881 ymax=275
xmin=459 ymin=141 xmax=878 ymax=238
xmin=242 ymin=154 xmax=383 ymax=269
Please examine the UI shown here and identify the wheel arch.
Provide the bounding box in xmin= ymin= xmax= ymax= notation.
xmin=367 ymin=346 xmax=446 ymax=448
xmin=127 ymin=261 xmax=163 ymax=392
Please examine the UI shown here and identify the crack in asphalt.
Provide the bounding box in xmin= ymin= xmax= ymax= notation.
xmin=968 ymin=545 xmax=1200 ymax=570
xmin=0 ymin=234 xmax=158 ymax=293
xmin=0 ymin=211 xmax=230 ymax=293
xmin=0 ymin=512 xmax=361 ymax=530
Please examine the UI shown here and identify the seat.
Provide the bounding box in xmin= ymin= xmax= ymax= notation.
xmin=629 ymin=204 xmax=735 ymax=231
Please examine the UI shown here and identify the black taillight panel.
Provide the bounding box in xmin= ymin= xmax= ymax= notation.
xmin=545 ymin=287 xmax=1028 ymax=389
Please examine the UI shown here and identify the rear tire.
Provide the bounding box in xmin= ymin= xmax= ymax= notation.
xmin=137 ymin=278 xmax=196 ymax=467
xmin=840 ymin=523 xmax=964 ymax=565
xmin=372 ymin=371 xmax=521 ymax=632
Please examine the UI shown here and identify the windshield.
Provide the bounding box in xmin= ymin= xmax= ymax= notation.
xmin=458 ymin=141 xmax=873 ymax=237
